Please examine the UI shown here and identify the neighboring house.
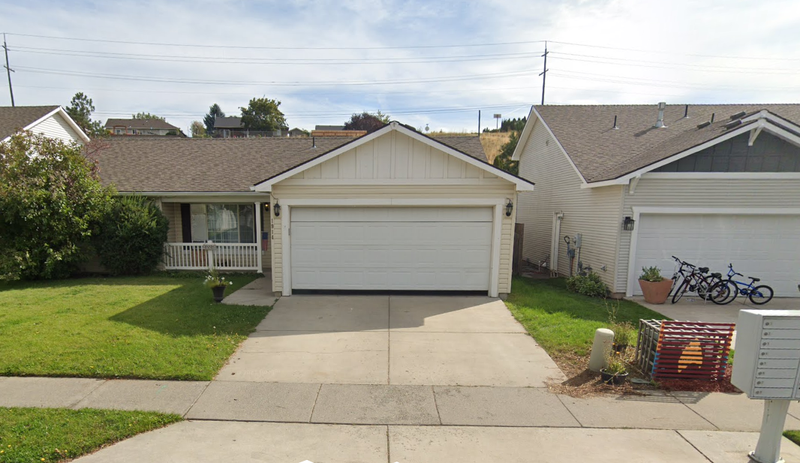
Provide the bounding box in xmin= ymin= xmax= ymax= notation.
xmin=94 ymin=122 xmax=532 ymax=297
xmin=105 ymin=118 xmax=182 ymax=136
xmin=512 ymin=103 xmax=800 ymax=298
xmin=288 ymin=128 xmax=308 ymax=137
xmin=214 ymin=116 xmax=287 ymax=138
xmin=0 ymin=105 xmax=89 ymax=144
xmin=310 ymin=129 xmax=367 ymax=138
xmin=314 ymin=125 xmax=344 ymax=131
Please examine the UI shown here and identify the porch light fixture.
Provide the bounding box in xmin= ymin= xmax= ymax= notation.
xmin=505 ymin=199 xmax=514 ymax=217
xmin=274 ymin=202 xmax=281 ymax=217
xmin=623 ymin=216 xmax=635 ymax=231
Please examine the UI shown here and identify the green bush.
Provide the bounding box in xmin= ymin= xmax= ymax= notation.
xmin=565 ymin=272 xmax=609 ymax=298
xmin=96 ymin=195 xmax=169 ymax=275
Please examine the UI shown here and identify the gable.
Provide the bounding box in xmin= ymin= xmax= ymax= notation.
xmin=654 ymin=132 xmax=800 ymax=173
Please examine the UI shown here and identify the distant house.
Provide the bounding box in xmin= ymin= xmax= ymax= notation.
xmin=106 ymin=118 xmax=182 ymax=136
xmin=314 ymin=125 xmax=344 ymax=131
xmin=288 ymin=128 xmax=308 ymax=137
xmin=214 ymin=116 xmax=287 ymax=138
xmin=311 ymin=129 xmax=367 ymax=138
xmin=0 ymin=105 xmax=89 ymax=144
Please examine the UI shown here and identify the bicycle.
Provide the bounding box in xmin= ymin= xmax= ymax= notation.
xmin=709 ymin=263 xmax=774 ymax=305
xmin=670 ymin=257 xmax=720 ymax=304
xmin=669 ymin=256 xmax=694 ymax=296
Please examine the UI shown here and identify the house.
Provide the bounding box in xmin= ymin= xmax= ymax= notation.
xmin=93 ymin=122 xmax=533 ymax=297
xmin=314 ymin=125 xmax=344 ymax=131
xmin=214 ymin=116 xmax=287 ymax=138
xmin=512 ymin=103 xmax=800 ymax=298
xmin=0 ymin=105 xmax=89 ymax=144
xmin=105 ymin=118 xmax=182 ymax=136
xmin=288 ymin=128 xmax=308 ymax=137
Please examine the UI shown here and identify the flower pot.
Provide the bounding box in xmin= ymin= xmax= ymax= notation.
xmin=211 ymin=285 xmax=226 ymax=303
xmin=600 ymin=370 xmax=629 ymax=386
xmin=638 ymin=278 xmax=674 ymax=304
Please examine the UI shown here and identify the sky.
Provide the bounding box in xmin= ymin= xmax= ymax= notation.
xmin=1 ymin=0 xmax=799 ymax=135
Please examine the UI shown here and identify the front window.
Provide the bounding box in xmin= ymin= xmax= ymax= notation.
xmin=190 ymin=204 xmax=255 ymax=243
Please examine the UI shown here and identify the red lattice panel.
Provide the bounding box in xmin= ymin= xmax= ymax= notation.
xmin=653 ymin=321 xmax=735 ymax=381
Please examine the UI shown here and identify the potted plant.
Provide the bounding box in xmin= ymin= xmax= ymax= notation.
xmin=204 ymin=269 xmax=233 ymax=302
xmin=638 ymin=266 xmax=673 ymax=304
xmin=600 ymin=355 xmax=629 ymax=385
xmin=611 ymin=321 xmax=636 ymax=354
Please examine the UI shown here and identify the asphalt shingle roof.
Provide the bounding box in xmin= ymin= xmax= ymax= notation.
xmin=105 ymin=118 xmax=179 ymax=130
xmin=0 ymin=105 xmax=59 ymax=140
xmin=534 ymin=104 xmax=800 ymax=182
xmin=92 ymin=133 xmax=488 ymax=193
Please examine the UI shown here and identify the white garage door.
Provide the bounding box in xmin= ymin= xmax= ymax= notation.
xmin=633 ymin=214 xmax=800 ymax=297
xmin=290 ymin=207 xmax=493 ymax=291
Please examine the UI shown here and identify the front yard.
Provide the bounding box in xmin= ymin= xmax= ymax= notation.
xmin=0 ymin=274 xmax=271 ymax=380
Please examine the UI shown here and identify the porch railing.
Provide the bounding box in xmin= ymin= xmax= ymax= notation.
xmin=163 ymin=242 xmax=260 ymax=271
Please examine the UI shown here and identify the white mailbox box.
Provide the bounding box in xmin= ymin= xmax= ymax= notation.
xmin=732 ymin=309 xmax=800 ymax=463
xmin=732 ymin=310 xmax=800 ymax=399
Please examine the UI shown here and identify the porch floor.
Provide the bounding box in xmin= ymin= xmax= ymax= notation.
xmin=222 ymin=272 xmax=277 ymax=306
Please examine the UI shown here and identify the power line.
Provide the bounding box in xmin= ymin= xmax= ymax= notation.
xmin=548 ymin=40 xmax=800 ymax=61
xmin=550 ymin=54 xmax=799 ymax=75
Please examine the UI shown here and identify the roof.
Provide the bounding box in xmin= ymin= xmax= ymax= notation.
xmin=105 ymin=118 xmax=179 ymax=130
xmin=0 ymin=105 xmax=60 ymax=140
xmin=314 ymin=125 xmax=344 ymax=131
xmin=93 ymin=131 xmax=490 ymax=193
xmin=214 ymin=116 xmax=243 ymax=129
xmin=523 ymin=104 xmax=800 ymax=183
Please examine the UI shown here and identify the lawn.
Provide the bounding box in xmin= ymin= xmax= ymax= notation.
xmin=785 ymin=430 xmax=800 ymax=447
xmin=0 ymin=274 xmax=271 ymax=380
xmin=505 ymin=276 xmax=668 ymax=361
xmin=0 ymin=407 xmax=181 ymax=463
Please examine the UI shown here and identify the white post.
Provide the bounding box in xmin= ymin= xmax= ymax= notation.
xmin=751 ymin=399 xmax=790 ymax=463
xmin=206 ymin=240 xmax=214 ymax=270
xmin=588 ymin=328 xmax=614 ymax=372
xmin=255 ymin=201 xmax=263 ymax=273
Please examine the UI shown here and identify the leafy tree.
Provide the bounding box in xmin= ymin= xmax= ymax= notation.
xmin=0 ymin=132 xmax=114 ymax=280
xmin=131 ymin=112 xmax=165 ymax=121
xmin=95 ymin=195 xmax=168 ymax=275
xmin=203 ymin=104 xmax=225 ymax=136
xmin=65 ymin=92 xmax=106 ymax=136
xmin=343 ymin=111 xmax=390 ymax=133
xmin=240 ymin=98 xmax=287 ymax=132
xmin=492 ymin=131 xmax=519 ymax=175
xmin=190 ymin=121 xmax=209 ymax=138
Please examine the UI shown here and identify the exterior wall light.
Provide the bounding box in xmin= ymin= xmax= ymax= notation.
xmin=623 ymin=216 xmax=635 ymax=231
xmin=505 ymin=199 xmax=514 ymax=217
xmin=274 ymin=202 xmax=281 ymax=217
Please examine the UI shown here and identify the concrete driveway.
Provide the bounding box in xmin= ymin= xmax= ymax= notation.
xmin=217 ymin=295 xmax=565 ymax=387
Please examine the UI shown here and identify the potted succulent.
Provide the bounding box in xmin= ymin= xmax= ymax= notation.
xmin=638 ymin=266 xmax=673 ymax=304
xmin=204 ymin=269 xmax=233 ymax=302
xmin=600 ymin=355 xmax=629 ymax=385
xmin=611 ymin=321 xmax=636 ymax=354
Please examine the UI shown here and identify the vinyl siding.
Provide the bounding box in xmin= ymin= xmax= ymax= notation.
xmin=516 ymin=117 xmax=624 ymax=289
xmin=270 ymin=193 xmax=283 ymax=292
xmin=162 ymin=202 xmax=182 ymax=242
xmin=30 ymin=113 xmax=84 ymax=144
xmin=615 ymin=176 xmax=800 ymax=293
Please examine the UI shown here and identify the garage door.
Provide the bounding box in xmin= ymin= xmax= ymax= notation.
xmin=290 ymin=207 xmax=493 ymax=291
xmin=633 ymin=214 xmax=800 ymax=297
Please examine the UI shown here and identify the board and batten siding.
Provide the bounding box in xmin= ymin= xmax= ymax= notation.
xmin=269 ymin=130 xmax=516 ymax=295
xmin=615 ymin=177 xmax=800 ymax=293
xmin=516 ymin=117 xmax=624 ymax=289
xmin=30 ymin=113 xmax=84 ymax=145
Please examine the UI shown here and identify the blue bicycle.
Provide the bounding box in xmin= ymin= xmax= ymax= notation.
xmin=709 ymin=263 xmax=774 ymax=305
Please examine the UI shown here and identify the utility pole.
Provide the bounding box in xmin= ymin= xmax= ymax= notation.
xmin=539 ymin=41 xmax=549 ymax=106
xmin=3 ymin=34 xmax=14 ymax=107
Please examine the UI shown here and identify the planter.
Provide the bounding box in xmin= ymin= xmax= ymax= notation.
xmin=600 ymin=370 xmax=629 ymax=386
xmin=638 ymin=278 xmax=674 ymax=304
xmin=211 ymin=285 xmax=227 ymax=303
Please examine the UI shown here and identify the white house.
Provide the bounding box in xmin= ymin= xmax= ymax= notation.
xmin=0 ymin=105 xmax=89 ymax=144
xmin=513 ymin=103 xmax=800 ymax=298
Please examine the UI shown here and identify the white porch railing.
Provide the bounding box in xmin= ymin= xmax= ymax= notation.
xmin=163 ymin=242 xmax=260 ymax=271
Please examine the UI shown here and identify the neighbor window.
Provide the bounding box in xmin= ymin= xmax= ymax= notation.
xmin=189 ymin=204 xmax=255 ymax=243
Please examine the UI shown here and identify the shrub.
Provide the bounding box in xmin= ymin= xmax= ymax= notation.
xmin=639 ymin=266 xmax=664 ymax=282
xmin=611 ymin=321 xmax=637 ymax=347
xmin=96 ymin=195 xmax=169 ymax=275
xmin=565 ymin=271 xmax=609 ymax=298
xmin=0 ymin=132 xmax=114 ymax=280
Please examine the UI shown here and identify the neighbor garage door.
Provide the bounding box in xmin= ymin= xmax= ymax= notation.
xmin=290 ymin=207 xmax=493 ymax=291
xmin=633 ymin=214 xmax=800 ymax=297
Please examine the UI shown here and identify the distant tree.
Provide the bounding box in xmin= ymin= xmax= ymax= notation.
xmin=343 ymin=111 xmax=390 ymax=133
xmin=240 ymin=98 xmax=287 ymax=132
xmin=131 ymin=112 xmax=165 ymax=121
xmin=500 ymin=117 xmax=527 ymax=132
xmin=492 ymin=131 xmax=519 ymax=175
xmin=190 ymin=121 xmax=209 ymax=138
xmin=204 ymin=104 xmax=225 ymax=136
xmin=65 ymin=92 xmax=106 ymax=136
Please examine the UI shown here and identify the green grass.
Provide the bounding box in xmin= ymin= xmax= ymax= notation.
xmin=785 ymin=431 xmax=800 ymax=447
xmin=0 ymin=274 xmax=271 ymax=380
xmin=505 ymin=276 xmax=668 ymax=358
xmin=0 ymin=407 xmax=181 ymax=463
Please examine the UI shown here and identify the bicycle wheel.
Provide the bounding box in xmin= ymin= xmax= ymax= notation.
xmin=748 ymin=285 xmax=774 ymax=305
xmin=697 ymin=275 xmax=716 ymax=301
xmin=710 ymin=280 xmax=736 ymax=305
xmin=671 ymin=278 xmax=690 ymax=304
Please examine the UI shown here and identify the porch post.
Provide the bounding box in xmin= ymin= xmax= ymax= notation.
xmin=255 ymin=202 xmax=263 ymax=273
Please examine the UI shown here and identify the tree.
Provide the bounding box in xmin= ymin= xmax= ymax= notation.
xmin=190 ymin=121 xmax=208 ymax=138
xmin=65 ymin=92 xmax=106 ymax=136
xmin=0 ymin=132 xmax=114 ymax=280
xmin=343 ymin=111 xmax=390 ymax=133
xmin=95 ymin=195 xmax=168 ymax=275
xmin=131 ymin=112 xmax=165 ymax=121
xmin=240 ymin=98 xmax=287 ymax=132
xmin=492 ymin=131 xmax=519 ymax=175
xmin=203 ymin=104 xmax=225 ymax=136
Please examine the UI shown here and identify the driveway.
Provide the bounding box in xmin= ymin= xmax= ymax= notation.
xmin=217 ymin=295 xmax=565 ymax=387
